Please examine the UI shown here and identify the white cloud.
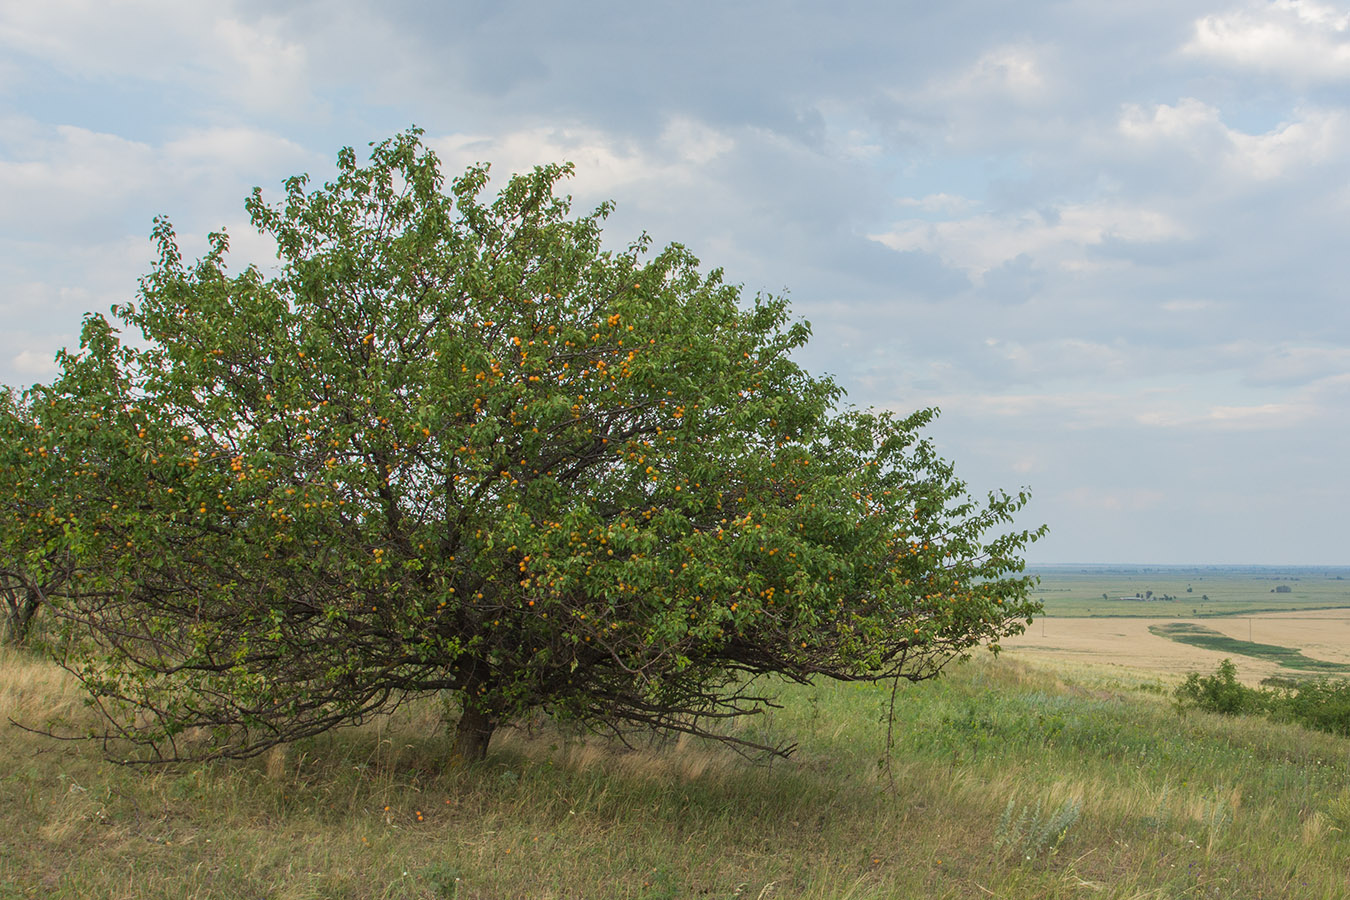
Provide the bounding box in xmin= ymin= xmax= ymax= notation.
xmin=1119 ymin=98 xmax=1350 ymax=180
xmin=0 ymin=125 xmax=158 ymax=231
xmin=0 ymin=0 xmax=189 ymax=76
xmin=0 ymin=1 xmax=317 ymax=115
xmin=893 ymin=358 xmax=1341 ymax=438
xmin=1185 ymin=0 xmax=1350 ymax=82
xmin=163 ymin=126 xmax=317 ymax=184
xmin=1118 ymin=97 xmax=1225 ymax=143
xmin=10 ymin=348 xmax=62 ymax=377
xmin=0 ymin=120 xmax=321 ymax=246
xmin=1 ymin=317 xmax=79 ymax=386
xmin=869 ymin=201 xmax=1185 ymax=276
xmin=427 ymin=119 xmax=738 ymax=205
xmin=659 ymin=117 xmax=735 ymax=165
xmin=932 ymin=45 xmax=1050 ymax=103
xmin=429 ymin=127 xmax=652 ymax=205
xmin=211 ymin=16 xmax=312 ymax=114
xmin=961 ymin=46 xmax=1047 ymax=96
xmin=889 ymin=388 xmax=1162 ymax=431
xmin=1135 ymin=396 xmax=1317 ymax=430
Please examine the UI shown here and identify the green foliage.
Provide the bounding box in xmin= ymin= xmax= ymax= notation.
xmin=0 ymin=387 xmax=72 ymax=645
xmin=8 ymin=129 xmax=1042 ymax=763
xmin=1277 ymin=679 xmax=1350 ymax=737
xmin=1174 ymin=659 xmax=1265 ymax=715
xmin=1176 ymin=659 xmax=1350 ymax=738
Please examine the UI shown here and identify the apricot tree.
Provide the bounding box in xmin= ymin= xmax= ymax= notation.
xmin=24 ymin=131 xmax=1042 ymax=763
xmin=0 ymin=388 xmax=70 ymax=645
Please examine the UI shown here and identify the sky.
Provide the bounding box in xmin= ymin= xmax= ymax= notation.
xmin=1 ymin=0 xmax=1348 ymax=565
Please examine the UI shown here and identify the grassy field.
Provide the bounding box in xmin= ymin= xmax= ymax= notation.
xmin=1027 ymin=565 xmax=1350 ymax=618
xmin=4 ymin=644 xmax=1350 ymax=899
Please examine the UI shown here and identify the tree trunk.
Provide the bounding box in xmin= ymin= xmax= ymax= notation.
xmin=450 ymin=703 xmax=497 ymax=764
xmin=1 ymin=584 xmax=40 ymax=646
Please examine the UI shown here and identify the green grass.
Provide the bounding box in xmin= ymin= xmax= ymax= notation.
xmin=1150 ymin=622 xmax=1350 ymax=672
xmin=1029 ymin=564 xmax=1350 ymax=618
xmin=3 ymin=645 xmax=1350 ymax=898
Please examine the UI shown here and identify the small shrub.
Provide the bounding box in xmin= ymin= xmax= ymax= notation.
xmin=994 ymin=795 xmax=1081 ymax=863
xmin=1178 ymin=660 xmax=1350 ymax=738
xmin=1174 ymin=659 xmax=1266 ymax=716
xmin=1282 ymin=679 xmax=1350 ymax=737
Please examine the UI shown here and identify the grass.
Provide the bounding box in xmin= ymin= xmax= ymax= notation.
xmin=1149 ymin=622 xmax=1350 ymax=673
xmin=3 ymin=644 xmax=1350 ymax=898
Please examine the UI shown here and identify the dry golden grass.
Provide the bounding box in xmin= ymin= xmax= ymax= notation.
xmin=5 ymin=646 xmax=1350 ymax=898
xmin=1002 ymin=609 xmax=1350 ymax=683
xmin=0 ymin=645 xmax=88 ymax=724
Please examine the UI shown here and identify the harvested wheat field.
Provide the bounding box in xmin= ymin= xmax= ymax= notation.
xmin=1001 ymin=608 xmax=1350 ymax=683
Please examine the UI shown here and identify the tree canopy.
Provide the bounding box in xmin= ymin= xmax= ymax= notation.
xmin=11 ymin=130 xmax=1043 ymax=763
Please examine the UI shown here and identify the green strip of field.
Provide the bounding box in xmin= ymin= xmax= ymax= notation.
xmin=1149 ymin=622 xmax=1350 ymax=672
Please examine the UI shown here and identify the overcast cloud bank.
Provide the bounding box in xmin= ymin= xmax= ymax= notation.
xmin=2 ymin=0 xmax=1347 ymax=564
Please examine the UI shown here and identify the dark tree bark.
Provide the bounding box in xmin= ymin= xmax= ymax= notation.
xmin=1 ymin=579 xmax=44 ymax=646
xmin=450 ymin=703 xmax=497 ymax=764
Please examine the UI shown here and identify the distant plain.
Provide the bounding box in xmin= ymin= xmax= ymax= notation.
xmin=1004 ymin=565 xmax=1350 ymax=682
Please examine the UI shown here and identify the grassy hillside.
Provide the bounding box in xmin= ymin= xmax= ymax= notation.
xmin=2 ymin=646 xmax=1348 ymax=899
